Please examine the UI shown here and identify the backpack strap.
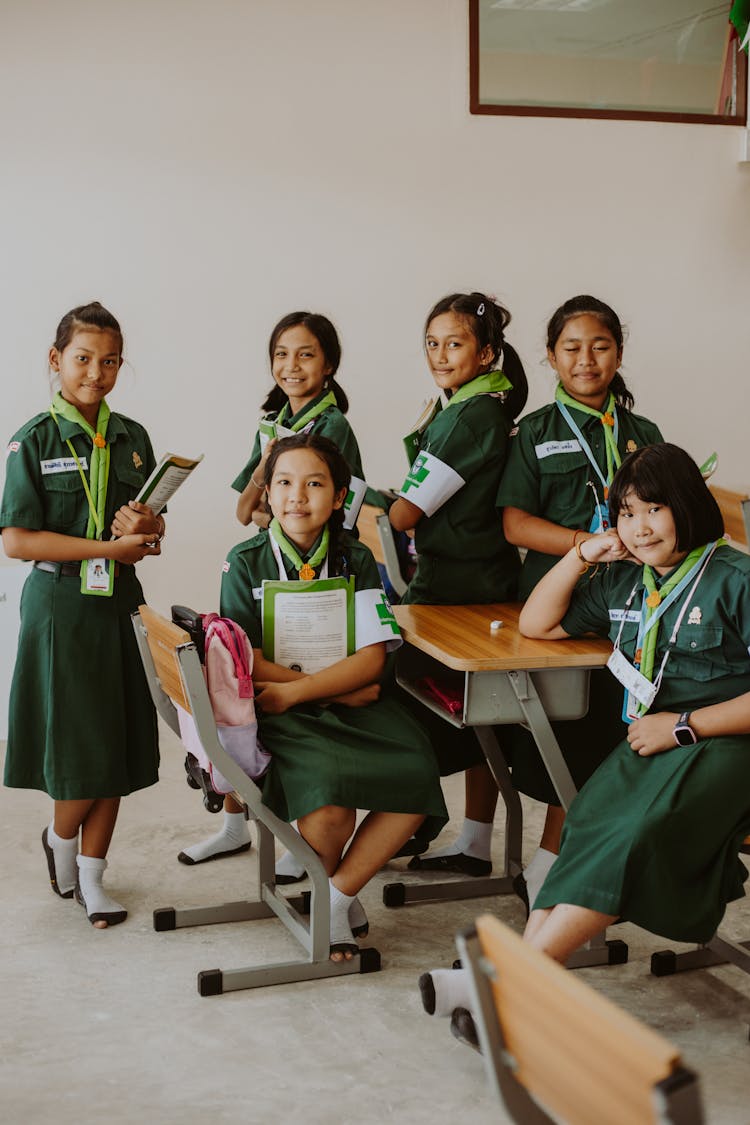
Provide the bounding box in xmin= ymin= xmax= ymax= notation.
xmin=204 ymin=616 xmax=253 ymax=699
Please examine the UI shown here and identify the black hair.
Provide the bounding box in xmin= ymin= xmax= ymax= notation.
xmin=424 ymin=291 xmax=528 ymax=420
xmin=263 ymin=433 xmax=352 ymax=576
xmin=52 ymin=301 xmax=123 ymax=355
xmin=608 ymin=443 xmax=724 ymax=552
xmin=261 ymin=311 xmax=349 ymax=415
xmin=546 ymin=294 xmax=633 ymax=410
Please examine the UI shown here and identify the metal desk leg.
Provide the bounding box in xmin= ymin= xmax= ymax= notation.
xmin=383 ymin=727 xmax=523 ymax=908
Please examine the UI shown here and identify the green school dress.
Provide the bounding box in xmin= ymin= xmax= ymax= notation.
xmin=496 ymin=400 xmax=664 ymax=802
xmin=535 ymin=545 xmax=750 ymax=944
xmin=219 ymin=529 xmax=448 ymax=833
xmin=231 ymin=389 xmax=365 ymax=493
xmin=399 ymin=383 xmax=521 ymax=607
xmin=1 ymin=410 xmax=159 ymax=800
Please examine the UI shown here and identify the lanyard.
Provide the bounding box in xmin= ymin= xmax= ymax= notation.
xmin=276 ymin=389 xmax=337 ymax=432
xmin=555 ymin=386 xmax=620 ymax=497
xmin=612 ymin=542 xmax=720 ymax=714
xmin=445 ymin=369 xmax=512 ymax=409
xmin=49 ymin=394 xmax=111 ymax=539
xmin=269 ymin=521 xmax=330 ymax=580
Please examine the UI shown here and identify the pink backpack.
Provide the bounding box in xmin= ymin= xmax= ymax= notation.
xmin=177 ymin=612 xmax=270 ymax=794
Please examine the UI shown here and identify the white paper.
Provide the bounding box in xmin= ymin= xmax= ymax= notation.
xmin=273 ymin=587 xmax=348 ymax=673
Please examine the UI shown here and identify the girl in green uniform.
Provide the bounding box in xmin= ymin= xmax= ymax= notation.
xmin=183 ymin=312 xmax=370 ymax=871
xmin=1 ymin=302 xmax=163 ymax=928
xmin=389 ymin=292 xmax=527 ymax=876
xmin=420 ymin=444 xmax=750 ymax=1027
xmin=496 ymin=295 xmax=663 ymax=906
xmin=214 ymin=433 xmax=447 ymax=959
xmin=232 ymin=311 xmax=365 ymax=528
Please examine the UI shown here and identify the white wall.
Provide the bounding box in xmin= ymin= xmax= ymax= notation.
xmin=2 ymin=0 xmax=749 ymax=612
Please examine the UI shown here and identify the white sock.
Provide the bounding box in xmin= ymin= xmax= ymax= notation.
xmin=425 ymin=818 xmax=493 ymax=862
xmin=76 ymin=855 xmax=127 ymax=927
xmin=329 ymin=881 xmax=356 ymax=948
xmin=524 ymin=847 xmax=557 ymax=910
xmin=426 ymin=968 xmax=471 ymax=1017
xmin=276 ymin=850 xmax=306 ymax=880
xmin=178 ymin=811 xmax=251 ymax=864
xmin=349 ymin=895 xmax=368 ymax=934
xmin=46 ymin=822 xmax=78 ymax=896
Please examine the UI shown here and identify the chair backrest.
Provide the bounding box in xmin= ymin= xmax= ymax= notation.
xmin=709 ymin=484 xmax=749 ymax=550
xmin=460 ymin=915 xmax=703 ymax=1125
xmin=358 ymin=503 xmax=408 ymax=598
xmin=138 ymin=604 xmax=193 ymax=713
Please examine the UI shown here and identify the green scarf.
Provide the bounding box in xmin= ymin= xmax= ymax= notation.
xmin=555 ymin=385 xmax=621 ymax=487
xmin=276 ymin=389 xmax=338 ymax=431
xmin=49 ymin=392 xmax=111 ymax=539
xmin=446 ymin=369 xmax=512 ymax=409
xmin=270 ymin=519 xmax=329 ymax=579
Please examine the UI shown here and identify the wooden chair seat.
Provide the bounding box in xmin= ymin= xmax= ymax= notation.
xmin=457 ymin=915 xmax=703 ymax=1124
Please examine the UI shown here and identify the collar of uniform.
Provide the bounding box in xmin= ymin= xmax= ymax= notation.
xmin=52 ymin=409 xmax=129 ymax=443
xmin=284 ymin=387 xmax=335 ymax=428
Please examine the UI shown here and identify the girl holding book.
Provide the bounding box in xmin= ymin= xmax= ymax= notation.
xmin=389 ymin=291 xmax=527 ymax=874
xmin=1 ymin=301 xmax=163 ymax=927
xmin=217 ymin=433 xmax=447 ymax=959
xmin=232 ymin=311 xmax=366 ymax=528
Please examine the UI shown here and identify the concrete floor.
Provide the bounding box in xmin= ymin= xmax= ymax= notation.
xmin=2 ymin=723 xmax=750 ymax=1125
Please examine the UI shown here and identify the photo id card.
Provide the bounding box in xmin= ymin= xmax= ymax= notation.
xmin=81 ymin=557 xmax=115 ymax=597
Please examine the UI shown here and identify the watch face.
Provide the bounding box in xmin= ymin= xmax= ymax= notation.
xmin=674 ymin=725 xmax=696 ymax=746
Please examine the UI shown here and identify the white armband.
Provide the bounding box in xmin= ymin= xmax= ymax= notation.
xmin=398 ymin=451 xmax=464 ymax=517
xmin=355 ymin=587 xmax=402 ymax=653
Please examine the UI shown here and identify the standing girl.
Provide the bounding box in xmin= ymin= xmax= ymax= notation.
xmin=496 ymin=295 xmax=663 ymax=906
xmin=232 ymin=311 xmax=366 ymax=528
xmin=389 ymin=292 xmax=527 ymax=875
xmin=216 ymin=433 xmax=447 ymax=958
xmin=1 ymin=302 xmax=163 ymax=927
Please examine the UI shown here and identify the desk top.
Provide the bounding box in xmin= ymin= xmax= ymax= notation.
xmin=393 ymin=602 xmax=612 ymax=673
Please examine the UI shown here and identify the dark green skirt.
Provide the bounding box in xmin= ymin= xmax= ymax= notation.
xmin=535 ymin=735 xmax=750 ymax=943
xmin=4 ymin=565 xmax=159 ymax=800
xmin=258 ymin=693 xmax=448 ymax=838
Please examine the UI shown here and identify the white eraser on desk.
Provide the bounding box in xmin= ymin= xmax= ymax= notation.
xmin=490 ymin=620 xmax=503 ymax=632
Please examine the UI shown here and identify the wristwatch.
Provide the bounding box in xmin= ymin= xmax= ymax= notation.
xmin=673 ymin=711 xmax=698 ymax=747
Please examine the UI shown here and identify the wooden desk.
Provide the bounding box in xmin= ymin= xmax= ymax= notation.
xmin=390 ymin=603 xmax=623 ymax=968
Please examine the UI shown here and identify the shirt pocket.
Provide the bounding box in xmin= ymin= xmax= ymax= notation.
xmin=669 ymin=624 xmax=725 ymax=681
xmin=537 ymin=449 xmax=592 ymax=516
xmin=112 ymin=463 xmax=146 ymax=504
xmin=42 ymin=472 xmax=84 ymax=527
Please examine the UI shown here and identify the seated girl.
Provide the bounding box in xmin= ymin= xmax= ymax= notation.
xmin=418 ymin=444 xmax=750 ymax=1033
xmin=218 ymin=433 xmax=447 ymax=959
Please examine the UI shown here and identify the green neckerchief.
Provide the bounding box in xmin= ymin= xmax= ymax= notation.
xmin=49 ymin=392 xmax=111 ymax=539
xmin=638 ymin=546 xmax=709 ymax=685
xmin=445 ymin=369 xmax=512 ymax=410
xmin=555 ymin=384 xmax=621 ymax=487
xmin=276 ymin=389 xmax=338 ymax=432
xmin=270 ymin=519 xmax=329 ymax=579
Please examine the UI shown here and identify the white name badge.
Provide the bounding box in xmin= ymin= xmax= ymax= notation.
xmin=41 ymin=457 xmax=88 ymax=475
xmin=607 ymin=647 xmax=657 ymax=709
xmin=534 ymin=439 xmax=582 ymax=459
xmin=608 ymin=609 xmax=640 ymax=623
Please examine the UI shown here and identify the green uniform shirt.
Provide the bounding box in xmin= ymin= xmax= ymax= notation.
xmin=497 ymin=401 xmax=663 ymax=598
xmin=1 ymin=410 xmax=156 ymax=533
xmin=561 ymin=544 xmax=750 ymax=711
xmin=231 ymin=390 xmax=365 ymax=493
xmin=399 ymin=393 xmax=520 ymax=605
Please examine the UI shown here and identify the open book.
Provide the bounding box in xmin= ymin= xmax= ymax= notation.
xmin=403 ymin=397 xmax=442 ymax=465
xmin=135 ymin=452 xmax=204 ymax=515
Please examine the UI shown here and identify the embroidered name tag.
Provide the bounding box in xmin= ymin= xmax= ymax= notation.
xmin=608 ymin=609 xmax=640 ymax=623
xmin=535 ymin=440 xmax=582 ymax=459
xmin=41 ymin=457 xmax=88 ymax=475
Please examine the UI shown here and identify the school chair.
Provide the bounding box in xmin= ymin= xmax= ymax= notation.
xmin=650 ymin=838 xmax=750 ymax=990
xmin=132 ymin=604 xmax=381 ymax=996
xmin=708 ymin=484 xmax=750 ymax=553
xmin=456 ymin=915 xmax=704 ymax=1125
xmin=358 ymin=500 xmax=408 ymax=599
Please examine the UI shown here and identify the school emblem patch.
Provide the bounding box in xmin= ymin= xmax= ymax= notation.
xmin=132 ymin=451 xmax=143 ymax=469
xmin=222 ymin=560 xmax=230 ymax=573
xmin=6 ymin=441 xmax=20 ymax=456
xmin=687 ymin=606 xmax=702 ymax=625
xmin=626 ymin=439 xmax=637 ymax=453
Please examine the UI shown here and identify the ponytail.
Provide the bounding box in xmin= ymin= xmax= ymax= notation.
xmin=499 ymin=342 xmax=528 ymax=421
